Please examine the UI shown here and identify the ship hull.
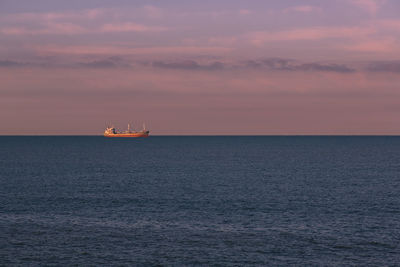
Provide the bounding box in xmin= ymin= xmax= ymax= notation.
xmin=104 ymin=133 xmax=149 ymax=137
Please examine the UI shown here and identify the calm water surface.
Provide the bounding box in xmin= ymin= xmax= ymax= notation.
xmin=1 ymin=136 xmax=400 ymax=265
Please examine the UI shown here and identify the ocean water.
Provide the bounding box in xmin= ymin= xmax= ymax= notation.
xmin=1 ymin=136 xmax=400 ymax=266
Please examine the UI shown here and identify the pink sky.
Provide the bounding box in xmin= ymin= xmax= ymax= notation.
xmin=1 ymin=0 xmax=400 ymax=134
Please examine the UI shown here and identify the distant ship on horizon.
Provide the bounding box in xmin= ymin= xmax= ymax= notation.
xmin=104 ymin=123 xmax=149 ymax=137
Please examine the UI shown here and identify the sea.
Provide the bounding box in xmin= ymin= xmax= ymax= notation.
xmin=1 ymin=136 xmax=400 ymax=266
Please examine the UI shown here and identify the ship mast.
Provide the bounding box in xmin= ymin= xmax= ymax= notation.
xmin=128 ymin=123 xmax=130 ymax=133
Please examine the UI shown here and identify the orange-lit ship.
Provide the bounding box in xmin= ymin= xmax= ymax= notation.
xmin=104 ymin=124 xmax=149 ymax=137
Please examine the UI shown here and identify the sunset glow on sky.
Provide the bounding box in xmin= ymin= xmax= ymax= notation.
xmin=1 ymin=0 xmax=400 ymax=135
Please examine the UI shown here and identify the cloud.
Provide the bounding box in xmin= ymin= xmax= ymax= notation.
xmin=245 ymin=58 xmax=355 ymax=73
xmin=0 ymin=9 xmax=99 ymax=36
xmin=0 ymin=27 xmax=27 ymax=35
xmin=151 ymin=58 xmax=355 ymax=73
xmin=46 ymin=23 xmax=87 ymax=34
xmin=34 ymin=45 xmax=232 ymax=56
xmin=0 ymin=8 xmax=107 ymax=36
xmin=245 ymin=58 xmax=294 ymax=70
xmin=0 ymin=56 xmax=133 ymax=69
xmin=207 ymin=36 xmax=237 ymax=46
xmin=100 ymin=22 xmax=167 ymax=33
xmin=77 ymin=57 xmax=132 ymax=68
xmin=2 ymin=8 xmax=106 ymax=22
xmin=283 ymin=5 xmax=322 ymax=13
xmin=377 ymin=19 xmax=400 ymax=31
xmin=0 ymin=23 xmax=87 ymax=35
xmin=239 ymin=9 xmax=252 ymax=15
xmin=294 ymin=63 xmax=355 ymax=73
xmin=78 ymin=60 xmax=117 ymax=68
xmin=248 ymin=26 xmax=374 ymax=45
xmin=152 ymin=60 xmax=224 ymax=70
xmin=143 ymin=5 xmax=164 ymax=19
xmin=0 ymin=22 xmax=166 ymax=35
xmin=341 ymin=38 xmax=397 ymax=53
xmin=0 ymin=7 xmax=166 ymax=36
xmin=0 ymin=60 xmax=24 ymax=67
xmin=367 ymin=61 xmax=400 ymax=72
xmin=348 ymin=0 xmax=386 ymax=15
xmin=0 ymin=55 xmax=356 ymax=73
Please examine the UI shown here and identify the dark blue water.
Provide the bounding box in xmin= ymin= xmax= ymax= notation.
xmin=1 ymin=136 xmax=400 ymax=265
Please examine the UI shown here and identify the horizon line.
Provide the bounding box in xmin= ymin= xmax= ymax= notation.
xmin=1 ymin=134 xmax=400 ymax=137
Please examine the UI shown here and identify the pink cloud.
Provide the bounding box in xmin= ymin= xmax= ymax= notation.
xmin=283 ymin=5 xmax=322 ymax=13
xmin=239 ymin=9 xmax=252 ymax=15
xmin=348 ymin=0 xmax=386 ymax=15
xmin=0 ymin=27 xmax=27 ymax=35
xmin=0 ymin=22 xmax=165 ymax=36
xmin=208 ymin=36 xmax=237 ymax=46
xmin=2 ymin=8 xmax=106 ymax=22
xmin=0 ymin=23 xmax=86 ymax=35
xmin=378 ymin=19 xmax=400 ymax=31
xmin=46 ymin=22 xmax=87 ymax=34
xmin=34 ymin=45 xmax=233 ymax=56
xmin=247 ymin=26 xmax=374 ymax=45
xmin=341 ymin=38 xmax=398 ymax=53
xmin=100 ymin=22 xmax=167 ymax=33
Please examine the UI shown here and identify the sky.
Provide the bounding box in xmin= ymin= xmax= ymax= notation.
xmin=1 ymin=0 xmax=400 ymax=135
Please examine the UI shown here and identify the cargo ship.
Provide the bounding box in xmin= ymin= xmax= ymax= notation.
xmin=104 ymin=124 xmax=149 ymax=137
